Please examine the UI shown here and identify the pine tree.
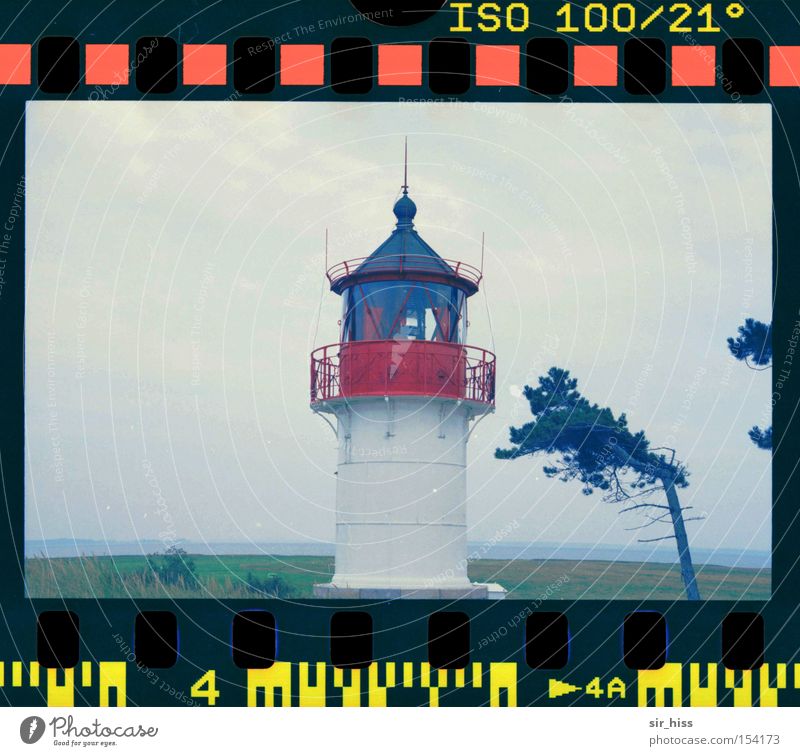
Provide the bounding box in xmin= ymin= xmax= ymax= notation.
xmin=727 ymin=318 xmax=772 ymax=449
xmin=496 ymin=367 xmax=702 ymax=600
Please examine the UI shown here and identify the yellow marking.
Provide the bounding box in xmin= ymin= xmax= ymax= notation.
xmin=607 ymin=677 xmax=626 ymax=699
xmin=638 ymin=663 xmax=683 ymax=707
xmin=640 ymin=4 xmax=664 ymax=29
xmin=30 ymin=662 xmax=40 ymax=687
xmin=420 ymin=664 xmax=447 ymax=708
xmin=333 ymin=667 xmax=361 ymax=707
xmin=12 ymin=661 xmax=22 ymax=686
xmin=448 ymin=1 xmax=473 ymax=32
xmin=99 ymin=662 xmax=126 ymax=707
xmin=489 ymin=662 xmax=517 ymax=707
xmin=454 ymin=668 xmax=465 ymax=688
xmin=724 ymin=669 xmax=752 ymax=707
xmin=0 ymin=661 xmax=4 ymax=686
xmin=795 ymin=663 xmax=800 ymax=688
xmin=403 ymin=662 xmax=414 ymax=687
xmin=418 ymin=664 xmax=439 ymax=706
xmin=689 ymin=663 xmax=717 ymax=707
xmin=472 ymin=662 xmax=483 ymax=688
xmin=190 ymin=670 xmax=220 ymax=706
xmin=299 ymin=662 xmax=326 ymax=707
xmin=419 ymin=662 xmax=430 ymax=689
xmin=81 ymin=661 xmax=92 ymax=687
xmin=47 ymin=668 xmax=75 ymax=706
xmin=726 ymin=2 xmax=745 ymax=19
xmin=248 ymin=663 xmax=292 ymax=707
xmin=549 ymin=678 xmax=582 ymax=698
xmin=759 ymin=664 xmax=786 ymax=707
xmin=367 ymin=662 xmax=395 ymax=707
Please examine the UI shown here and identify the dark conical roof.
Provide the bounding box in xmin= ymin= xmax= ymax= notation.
xmin=327 ymin=185 xmax=482 ymax=296
xmin=354 ymin=190 xmax=456 ymax=277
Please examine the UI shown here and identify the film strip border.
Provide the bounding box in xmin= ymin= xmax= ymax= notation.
xmin=25 ymin=609 xmax=768 ymax=674
xmin=1 ymin=37 xmax=799 ymax=94
xmin=1 ymin=609 xmax=796 ymax=706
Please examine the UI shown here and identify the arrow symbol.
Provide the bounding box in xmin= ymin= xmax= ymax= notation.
xmin=549 ymin=678 xmax=583 ymax=698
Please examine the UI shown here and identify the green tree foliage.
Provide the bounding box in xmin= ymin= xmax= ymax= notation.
xmin=748 ymin=425 xmax=772 ymax=450
xmin=496 ymin=367 xmax=701 ymax=600
xmin=727 ymin=318 xmax=772 ymax=449
xmin=727 ymin=318 xmax=772 ymax=366
xmin=145 ymin=546 xmax=199 ymax=588
xmin=245 ymin=572 xmax=293 ymax=598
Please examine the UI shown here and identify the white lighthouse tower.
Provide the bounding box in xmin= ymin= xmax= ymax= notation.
xmin=311 ymin=167 xmax=502 ymax=599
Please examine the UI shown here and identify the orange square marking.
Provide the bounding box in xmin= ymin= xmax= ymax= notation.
xmin=476 ymin=45 xmax=520 ymax=87
xmin=574 ymin=45 xmax=618 ymax=87
xmin=0 ymin=44 xmax=31 ymax=85
xmin=671 ymin=45 xmax=716 ymax=87
xmin=280 ymin=44 xmax=325 ymax=86
xmin=378 ymin=45 xmax=422 ymax=86
xmin=770 ymin=46 xmax=800 ymax=87
xmin=183 ymin=44 xmax=227 ymax=86
xmin=85 ymin=44 xmax=129 ymax=86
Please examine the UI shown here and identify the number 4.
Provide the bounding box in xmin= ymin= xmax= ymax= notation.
xmin=191 ymin=670 xmax=220 ymax=706
xmin=585 ymin=676 xmax=603 ymax=698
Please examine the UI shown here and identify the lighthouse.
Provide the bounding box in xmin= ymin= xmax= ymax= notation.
xmin=311 ymin=164 xmax=503 ymax=599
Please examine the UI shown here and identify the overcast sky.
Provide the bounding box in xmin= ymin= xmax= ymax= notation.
xmin=25 ymin=100 xmax=771 ymax=561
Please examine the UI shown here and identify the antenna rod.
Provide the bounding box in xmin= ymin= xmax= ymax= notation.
xmin=325 ymin=228 xmax=329 ymax=273
xmin=402 ymin=136 xmax=408 ymax=195
xmin=481 ymin=232 xmax=485 ymax=274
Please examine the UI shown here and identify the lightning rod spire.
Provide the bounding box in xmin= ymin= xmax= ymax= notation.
xmin=402 ymin=136 xmax=408 ymax=195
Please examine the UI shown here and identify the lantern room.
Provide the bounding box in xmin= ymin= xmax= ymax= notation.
xmin=336 ymin=192 xmax=474 ymax=345
xmin=311 ymin=185 xmax=494 ymax=408
xmin=340 ymin=280 xmax=466 ymax=343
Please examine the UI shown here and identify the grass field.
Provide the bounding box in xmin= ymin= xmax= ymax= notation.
xmin=25 ymin=553 xmax=770 ymax=601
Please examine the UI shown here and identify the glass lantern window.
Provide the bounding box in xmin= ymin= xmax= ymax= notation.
xmin=342 ymin=280 xmax=466 ymax=343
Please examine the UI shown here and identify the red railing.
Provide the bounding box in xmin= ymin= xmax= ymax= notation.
xmin=326 ymin=255 xmax=482 ymax=289
xmin=310 ymin=340 xmax=495 ymax=406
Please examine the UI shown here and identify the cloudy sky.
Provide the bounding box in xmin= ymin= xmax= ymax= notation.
xmin=25 ymin=100 xmax=771 ymax=561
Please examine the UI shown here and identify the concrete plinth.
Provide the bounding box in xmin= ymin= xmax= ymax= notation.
xmin=313 ymin=582 xmax=506 ymax=600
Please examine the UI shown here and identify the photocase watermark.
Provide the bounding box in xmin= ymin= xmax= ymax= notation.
xmin=720 ymin=235 xmax=756 ymax=388
xmin=89 ymin=37 xmax=159 ymax=101
xmin=247 ymin=9 xmax=393 ymax=52
xmin=767 ymin=312 xmax=800 ymax=422
xmin=353 ymin=443 xmax=408 ymax=459
xmin=674 ymin=32 xmax=754 ymax=112
xmin=652 ymin=146 xmax=696 ymax=275
xmin=112 ymin=632 xmax=195 ymax=707
xmin=284 ymin=253 xmax=324 ymax=309
xmin=142 ymin=459 xmax=177 ymax=549
xmin=627 ymin=360 xmax=654 ymax=414
xmin=19 ymin=716 xmax=45 ymax=744
xmin=48 ymin=713 xmax=158 ymax=743
xmin=137 ymin=90 xmax=243 ymax=205
xmin=559 ymin=96 xmax=631 ymax=165
xmin=450 ymin=160 xmax=572 ymax=262
xmin=47 ymin=329 xmax=64 ymax=484
xmin=509 ymin=334 xmax=561 ymax=422
xmin=424 ymin=519 xmax=520 ymax=588
xmin=0 ymin=175 xmax=24 ymax=301
xmin=74 ymin=266 xmax=94 ymax=381
xmin=477 ymin=573 xmax=571 ymax=648
xmin=19 ymin=711 xmax=159 ymax=746
xmin=664 ymin=365 xmax=707 ymax=449
xmin=190 ymin=262 xmax=215 ymax=387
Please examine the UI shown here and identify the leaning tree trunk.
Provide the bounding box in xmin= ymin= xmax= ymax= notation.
xmin=660 ymin=474 xmax=701 ymax=601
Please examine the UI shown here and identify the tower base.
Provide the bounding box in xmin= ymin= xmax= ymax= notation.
xmin=313 ymin=583 xmax=507 ymax=600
